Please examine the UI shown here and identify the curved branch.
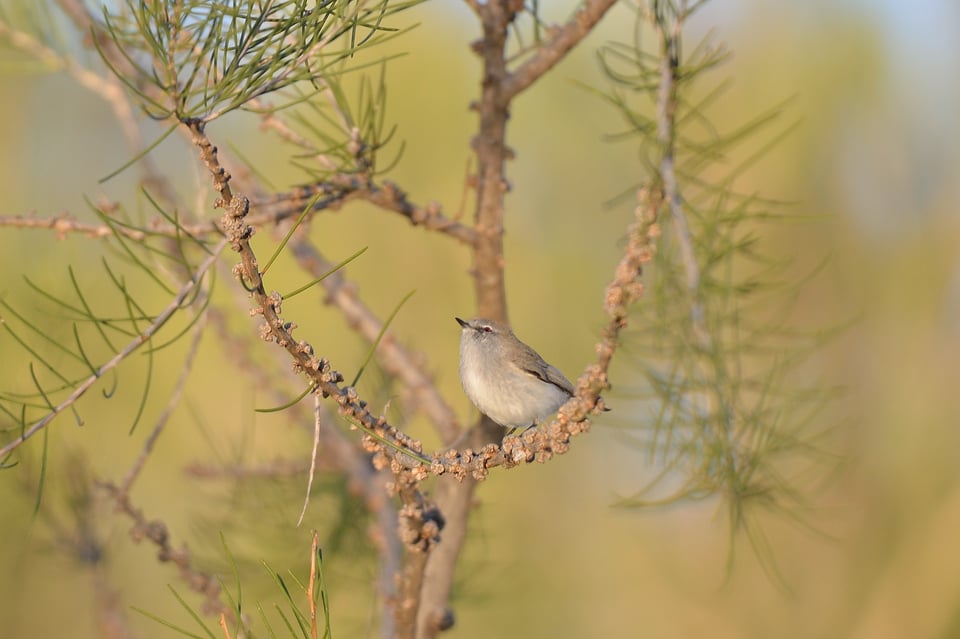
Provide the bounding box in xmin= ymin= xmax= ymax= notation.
xmin=288 ymin=236 xmax=464 ymax=445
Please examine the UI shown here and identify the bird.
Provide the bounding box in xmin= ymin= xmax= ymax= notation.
xmin=456 ymin=317 xmax=575 ymax=432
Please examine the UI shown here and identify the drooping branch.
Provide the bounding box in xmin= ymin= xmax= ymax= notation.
xmin=185 ymin=113 xmax=622 ymax=480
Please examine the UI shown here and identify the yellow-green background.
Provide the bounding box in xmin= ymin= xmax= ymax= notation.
xmin=2 ymin=1 xmax=959 ymax=637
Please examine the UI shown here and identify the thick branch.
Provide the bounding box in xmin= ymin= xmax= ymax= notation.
xmin=416 ymin=2 xmax=621 ymax=634
xmin=471 ymin=1 xmax=513 ymax=323
xmin=411 ymin=4 xmax=517 ymax=634
xmin=413 ymin=419 xmax=498 ymax=639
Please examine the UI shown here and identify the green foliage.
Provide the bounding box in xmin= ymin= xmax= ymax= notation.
xmin=92 ymin=0 xmax=418 ymax=182
xmin=96 ymin=0 xmax=418 ymax=123
xmin=0 ymin=193 xmax=218 ymax=508
xmin=285 ymin=62 xmax=403 ymax=180
xmin=134 ymin=533 xmax=333 ymax=639
xmin=350 ymin=287 xmax=414 ymax=387
xmin=597 ymin=2 xmax=837 ymax=585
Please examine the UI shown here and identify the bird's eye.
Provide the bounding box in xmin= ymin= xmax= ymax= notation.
xmin=481 ymin=325 xmax=493 ymax=333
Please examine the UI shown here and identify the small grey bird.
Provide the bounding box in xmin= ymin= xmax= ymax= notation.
xmin=456 ymin=317 xmax=575 ymax=431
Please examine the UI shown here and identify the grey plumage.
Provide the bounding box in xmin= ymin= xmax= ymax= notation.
xmin=456 ymin=317 xmax=574 ymax=430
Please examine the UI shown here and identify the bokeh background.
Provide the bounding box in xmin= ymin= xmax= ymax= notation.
xmin=2 ymin=1 xmax=959 ymax=637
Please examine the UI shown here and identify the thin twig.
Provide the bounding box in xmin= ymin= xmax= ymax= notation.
xmin=0 ymin=177 xmax=478 ymax=245
xmin=308 ymin=531 xmax=320 ymax=639
xmin=297 ymin=394 xmax=323 ymax=527
xmin=0 ymin=240 xmax=228 ymax=459
xmin=114 ymin=309 xmax=208 ymax=501
xmin=260 ymin=180 xmax=478 ymax=246
xmin=218 ymin=613 xmax=232 ymax=639
xmin=254 ymin=82 xmax=348 ymax=172
xmin=654 ymin=5 xmax=709 ymax=344
xmin=504 ymin=0 xmax=619 ymax=100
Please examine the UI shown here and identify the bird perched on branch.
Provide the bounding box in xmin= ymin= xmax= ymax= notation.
xmin=456 ymin=317 xmax=575 ymax=432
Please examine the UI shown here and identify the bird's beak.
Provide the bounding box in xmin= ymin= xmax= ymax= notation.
xmin=455 ymin=317 xmax=469 ymax=329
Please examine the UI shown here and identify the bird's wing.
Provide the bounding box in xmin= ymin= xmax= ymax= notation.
xmin=517 ymin=357 xmax=575 ymax=396
xmin=543 ymin=363 xmax=575 ymax=396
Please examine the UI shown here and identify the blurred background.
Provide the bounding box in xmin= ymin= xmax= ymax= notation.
xmin=1 ymin=0 xmax=959 ymax=637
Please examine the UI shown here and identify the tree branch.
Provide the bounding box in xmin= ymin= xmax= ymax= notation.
xmin=653 ymin=4 xmax=708 ymax=344
xmin=504 ymin=0 xmax=619 ymax=100
xmin=100 ymin=481 xmax=233 ymax=620
xmin=204 ymin=300 xmax=403 ymax=638
xmin=259 ymin=180 xmax=478 ymax=246
xmin=287 ymin=234 xmax=463 ymax=445
xmin=411 ymin=3 xmax=517 ymax=632
xmin=470 ymin=1 xmax=513 ymax=323
xmin=0 ymin=175 xmax=478 ymax=247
